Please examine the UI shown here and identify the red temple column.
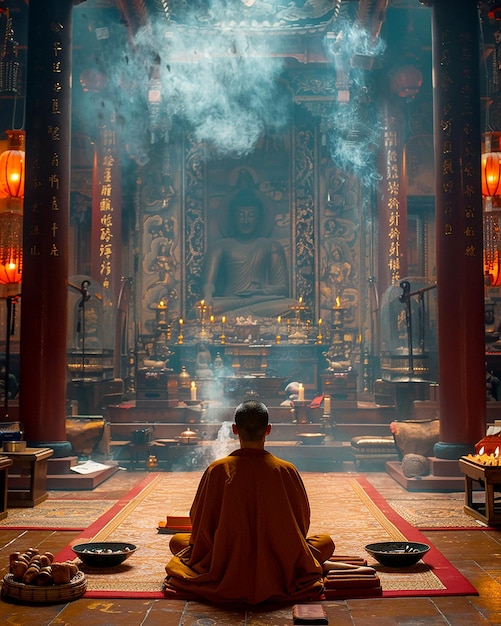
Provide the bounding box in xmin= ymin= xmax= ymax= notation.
xmin=426 ymin=0 xmax=485 ymax=457
xmin=19 ymin=0 xmax=74 ymax=456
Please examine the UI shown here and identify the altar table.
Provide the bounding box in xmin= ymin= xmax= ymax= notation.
xmin=459 ymin=457 xmax=501 ymax=526
xmin=2 ymin=447 xmax=54 ymax=507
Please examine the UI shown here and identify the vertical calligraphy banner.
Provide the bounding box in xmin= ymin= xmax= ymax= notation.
xmin=377 ymin=100 xmax=408 ymax=297
xmin=91 ymin=122 xmax=122 ymax=308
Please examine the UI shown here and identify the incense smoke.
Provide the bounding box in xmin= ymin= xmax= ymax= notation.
xmin=73 ymin=1 xmax=386 ymax=171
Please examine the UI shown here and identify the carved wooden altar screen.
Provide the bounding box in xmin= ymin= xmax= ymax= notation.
xmin=133 ymin=68 xmax=366 ymax=384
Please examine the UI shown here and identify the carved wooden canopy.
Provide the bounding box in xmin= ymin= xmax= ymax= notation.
xmin=111 ymin=0 xmax=389 ymax=43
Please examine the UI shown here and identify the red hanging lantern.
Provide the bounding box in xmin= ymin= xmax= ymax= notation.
xmin=390 ymin=65 xmax=423 ymax=100
xmin=0 ymin=196 xmax=23 ymax=296
xmin=0 ymin=129 xmax=25 ymax=199
xmin=482 ymin=132 xmax=501 ymax=201
xmin=482 ymin=151 xmax=501 ymax=197
xmin=79 ymin=69 xmax=107 ymax=93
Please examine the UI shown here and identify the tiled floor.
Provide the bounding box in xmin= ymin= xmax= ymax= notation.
xmin=0 ymin=467 xmax=500 ymax=625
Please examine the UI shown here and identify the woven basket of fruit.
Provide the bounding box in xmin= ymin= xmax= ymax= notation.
xmin=1 ymin=570 xmax=87 ymax=604
xmin=1 ymin=547 xmax=87 ymax=604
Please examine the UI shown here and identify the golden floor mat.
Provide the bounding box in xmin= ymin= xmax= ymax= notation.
xmin=52 ymin=472 xmax=477 ymax=598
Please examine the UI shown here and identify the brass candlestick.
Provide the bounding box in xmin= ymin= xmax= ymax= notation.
xmin=220 ymin=316 xmax=226 ymax=344
xmin=290 ymin=297 xmax=307 ymax=333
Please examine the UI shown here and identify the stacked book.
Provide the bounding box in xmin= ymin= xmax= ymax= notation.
xmin=322 ymin=555 xmax=382 ymax=599
xmin=157 ymin=512 xmax=192 ymax=533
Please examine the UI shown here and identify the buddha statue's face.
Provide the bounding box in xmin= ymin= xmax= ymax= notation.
xmin=235 ymin=205 xmax=260 ymax=238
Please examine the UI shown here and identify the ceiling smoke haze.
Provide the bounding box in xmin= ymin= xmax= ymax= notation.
xmin=324 ymin=22 xmax=386 ymax=184
xmin=73 ymin=1 xmax=387 ymax=169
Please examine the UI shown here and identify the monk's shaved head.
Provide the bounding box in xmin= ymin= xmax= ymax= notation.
xmin=234 ymin=400 xmax=269 ymax=442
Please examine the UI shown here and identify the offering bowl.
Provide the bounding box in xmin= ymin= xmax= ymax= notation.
xmin=365 ymin=541 xmax=430 ymax=567
xmin=72 ymin=542 xmax=137 ymax=567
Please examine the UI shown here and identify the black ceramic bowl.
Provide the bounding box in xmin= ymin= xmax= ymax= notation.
xmin=72 ymin=542 xmax=137 ymax=567
xmin=365 ymin=541 xmax=430 ymax=567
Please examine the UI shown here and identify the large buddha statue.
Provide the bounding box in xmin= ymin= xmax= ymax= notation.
xmin=202 ymin=188 xmax=296 ymax=317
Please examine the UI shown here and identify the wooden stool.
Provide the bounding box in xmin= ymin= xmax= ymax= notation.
xmin=129 ymin=442 xmax=155 ymax=470
xmin=2 ymin=447 xmax=54 ymax=507
xmin=350 ymin=436 xmax=399 ymax=465
xmin=0 ymin=455 xmax=13 ymax=519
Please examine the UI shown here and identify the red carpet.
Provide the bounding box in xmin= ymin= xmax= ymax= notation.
xmin=355 ymin=476 xmax=478 ymax=598
xmin=53 ymin=472 xmax=478 ymax=600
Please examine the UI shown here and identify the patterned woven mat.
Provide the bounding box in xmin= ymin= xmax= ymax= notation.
xmin=0 ymin=471 xmax=148 ymax=529
xmin=0 ymin=500 xmax=115 ymax=530
xmin=53 ymin=472 xmax=477 ymax=598
xmin=364 ymin=473 xmax=485 ymax=529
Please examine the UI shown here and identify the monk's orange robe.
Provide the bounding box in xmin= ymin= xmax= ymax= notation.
xmin=164 ymin=448 xmax=326 ymax=604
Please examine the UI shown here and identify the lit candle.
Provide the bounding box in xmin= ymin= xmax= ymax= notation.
xmin=210 ymin=315 xmax=214 ymax=324
xmin=179 ymin=318 xmax=183 ymax=328
xmin=190 ymin=381 xmax=197 ymax=401
xmin=317 ymin=318 xmax=323 ymax=344
xmin=324 ymin=395 xmax=331 ymax=416
xmin=298 ymin=383 xmax=304 ymax=402
xmin=275 ymin=315 xmax=282 ymax=344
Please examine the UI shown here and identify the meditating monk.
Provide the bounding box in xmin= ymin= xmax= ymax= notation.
xmin=164 ymin=399 xmax=334 ymax=605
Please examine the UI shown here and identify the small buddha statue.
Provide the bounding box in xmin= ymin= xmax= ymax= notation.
xmin=195 ymin=343 xmax=213 ymax=378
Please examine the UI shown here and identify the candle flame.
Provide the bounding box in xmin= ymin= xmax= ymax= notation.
xmin=335 ymin=296 xmax=341 ymax=308
xmin=479 ymin=446 xmax=484 ymax=455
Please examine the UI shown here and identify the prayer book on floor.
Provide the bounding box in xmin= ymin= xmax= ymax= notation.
xmin=292 ymin=603 xmax=328 ymax=625
xmin=157 ymin=512 xmax=191 ymax=533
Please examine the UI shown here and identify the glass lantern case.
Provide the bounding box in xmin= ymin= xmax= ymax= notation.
xmin=379 ymin=277 xmax=437 ymax=383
